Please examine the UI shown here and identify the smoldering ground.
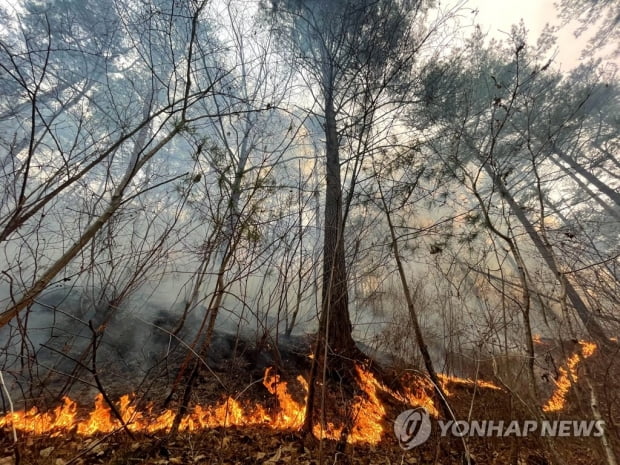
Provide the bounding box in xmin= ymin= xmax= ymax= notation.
xmin=0 ymin=284 xmax=312 ymax=407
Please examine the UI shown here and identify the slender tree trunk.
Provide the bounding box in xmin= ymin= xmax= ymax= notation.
xmin=376 ymin=180 xmax=451 ymax=415
xmin=583 ymin=368 xmax=618 ymax=465
xmin=551 ymin=144 xmax=620 ymax=209
xmin=470 ymin=185 xmax=538 ymax=397
xmin=0 ymin=124 xmax=180 ymax=328
xmin=553 ymin=155 xmax=620 ymax=222
xmin=487 ymin=167 xmax=611 ymax=346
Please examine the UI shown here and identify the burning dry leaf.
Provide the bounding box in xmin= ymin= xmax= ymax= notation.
xmin=0 ymin=364 xmax=508 ymax=452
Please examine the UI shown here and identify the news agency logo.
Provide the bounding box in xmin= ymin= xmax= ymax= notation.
xmin=394 ymin=407 xmax=432 ymax=449
xmin=394 ymin=407 xmax=606 ymax=449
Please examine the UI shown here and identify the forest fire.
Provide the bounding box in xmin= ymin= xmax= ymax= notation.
xmin=0 ymin=365 xmax=508 ymax=444
xmin=543 ymin=341 xmax=597 ymax=412
xmin=0 ymin=366 xmax=433 ymax=444
xmin=1 ymin=344 xmax=594 ymax=444
xmin=437 ymin=374 xmax=501 ymax=396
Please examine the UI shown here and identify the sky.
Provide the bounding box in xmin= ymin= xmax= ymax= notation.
xmin=465 ymin=0 xmax=595 ymax=70
xmin=0 ymin=0 xmax=598 ymax=70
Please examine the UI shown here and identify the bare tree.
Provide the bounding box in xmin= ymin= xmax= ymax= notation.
xmin=261 ymin=0 xmax=433 ymax=364
xmin=412 ymin=27 xmax=618 ymax=347
xmin=0 ymin=0 xmax=226 ymax=328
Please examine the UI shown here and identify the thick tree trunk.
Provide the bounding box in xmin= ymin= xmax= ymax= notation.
xmin=319 ymin=93 xmax=356 ymax=357
xmin=303 ymin=92 xmax=358 ymax=438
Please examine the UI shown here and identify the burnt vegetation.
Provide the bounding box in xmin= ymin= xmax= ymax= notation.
xmin=0 ymin=0 xmax=618 ymax=464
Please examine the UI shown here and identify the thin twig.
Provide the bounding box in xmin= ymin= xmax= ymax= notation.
xmin=88 ymin=320 xmax=136 ymax=439
xmin=0 ymin=370 xmax=20 ymax=465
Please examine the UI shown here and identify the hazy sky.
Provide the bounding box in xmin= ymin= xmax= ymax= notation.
xmin=0 ymin=0 xmax=598 ymax=71
xmin=465 ymin=0 xmax=590 ymax=70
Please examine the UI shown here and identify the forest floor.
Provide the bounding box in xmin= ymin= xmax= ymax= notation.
xmin=0 ymin=340 xmax=618 ymax=465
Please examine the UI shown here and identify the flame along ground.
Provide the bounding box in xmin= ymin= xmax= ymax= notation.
xmin=542 ymin=341 xmax=597 ymax=412
xmin=0 ymin=341 xmax=595 ymax=441
xmin=0 ymin=366 xmax=485 ymax=443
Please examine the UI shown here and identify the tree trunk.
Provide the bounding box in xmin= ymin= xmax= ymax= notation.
xmin=470 ymin=185 xmax=538 ymax=398
xmin=319 ymin=92 xmax=356 ymax=357
xmin=487 ymin=167 xmax=612 ymax=346
xmin=302 ymin=91 xmax=358 ymax=437
xmin=551 ymin=144 xmax=620 ymax=209
xmin=0 ymin=123 xmax=179 ymax=329
xmin=554 ymin=160 xmax=620 ymax=222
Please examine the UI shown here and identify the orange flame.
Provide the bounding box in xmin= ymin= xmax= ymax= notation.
xmin=542 ymin=341 xmax=597 ymax=413
xmin=0 ymin=366 xmax=435 ymax=444
xmin=437 ymin=374 xmax=501 ymax=396
xmin=347 ymin=366 xmax=388 ymax=444
xmin=261 ymin=367 xmax=306 ymax=429
xmin=0 ymin=366 xmax=504 ymax=443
